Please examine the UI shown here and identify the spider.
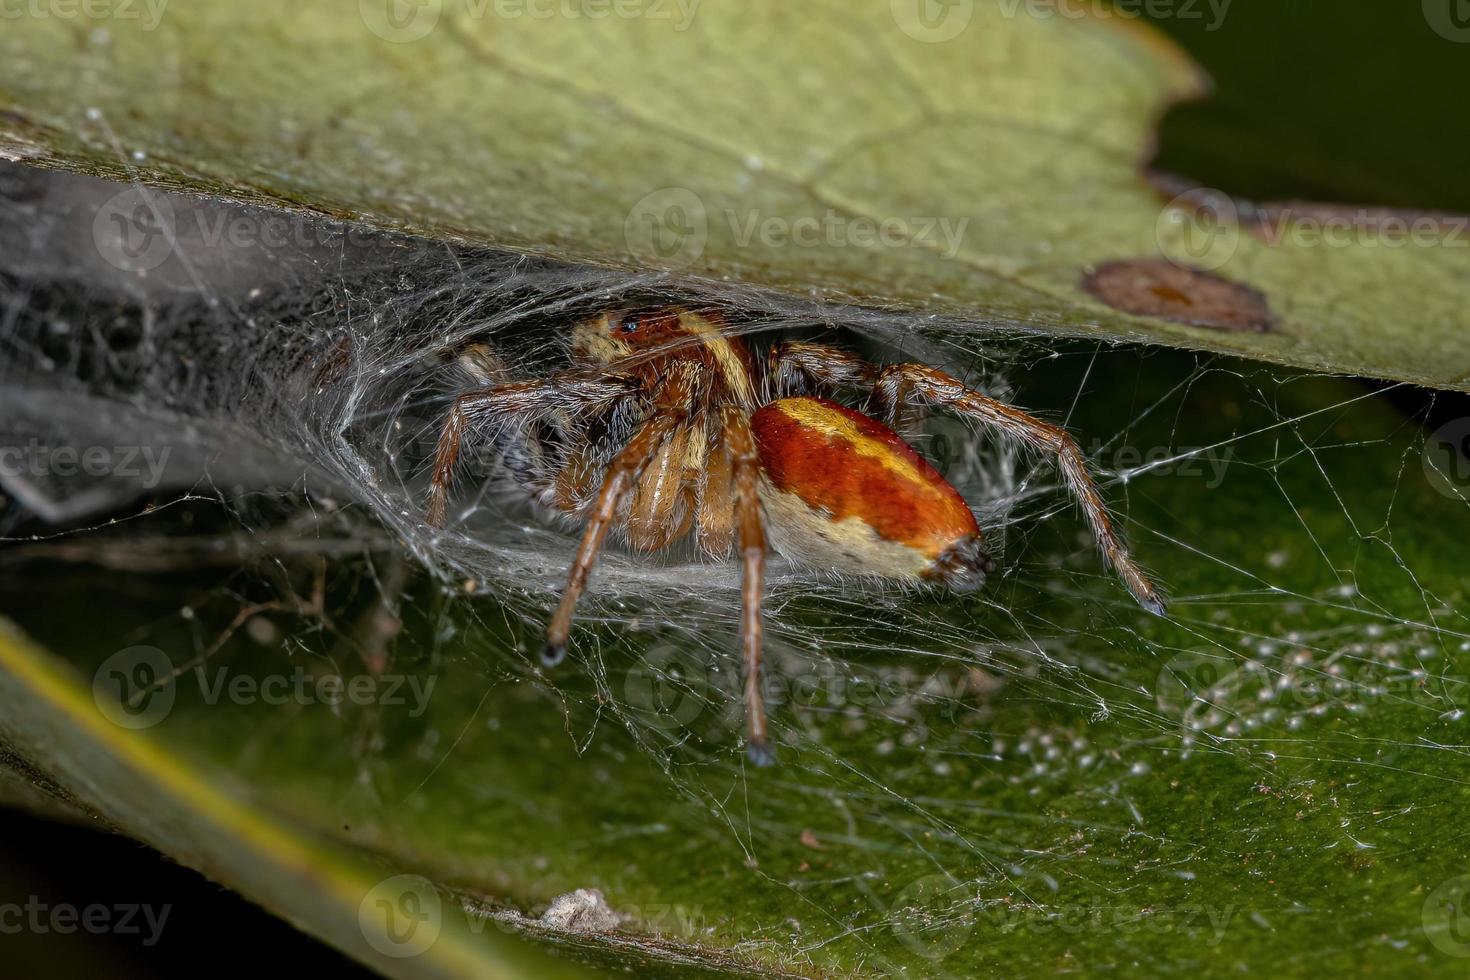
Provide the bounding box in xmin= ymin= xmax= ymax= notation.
xmin=425 ymin=308 xmax=1165 ymax=764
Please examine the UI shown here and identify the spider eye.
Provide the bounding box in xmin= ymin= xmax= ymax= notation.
xmin=618 ymin=315 xmax=639 ymax=335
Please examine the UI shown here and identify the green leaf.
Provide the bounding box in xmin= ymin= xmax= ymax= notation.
xmin=1 ymin=1 xmax=1468 ymax=389
xmin=4 ymin=342 xmax=1468 ymax=977
xmin=0 ymin=621 xmax=602 ymax=980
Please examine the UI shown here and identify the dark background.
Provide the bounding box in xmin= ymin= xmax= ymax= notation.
xmin=1150 ymin=0 xmax=1470 ymax=211
xmin=0 ymin=806 xmax=372 ymax=977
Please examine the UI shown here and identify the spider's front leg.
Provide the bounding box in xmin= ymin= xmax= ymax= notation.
xmin=768 ymin=340 xmax=878 ymax=405
xmin=425 ymin=374 xmax=631 ymax=527
xmin=870 ymin=362 xmax=1167 ymax=616
xmin=769 ymin=340 xmax=925 ymax=439
xmin=722 ymin=406 xmax=774 ymax=767
xmin=542 ymin=412 xmax=681 ymax=666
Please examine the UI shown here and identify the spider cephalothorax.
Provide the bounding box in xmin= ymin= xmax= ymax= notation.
xmin=426 ymin=308 xmax=1165 ymax=764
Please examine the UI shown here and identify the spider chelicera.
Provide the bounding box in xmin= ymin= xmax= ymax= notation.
xmin=425 ymin=308 xmax=1165 ymax=764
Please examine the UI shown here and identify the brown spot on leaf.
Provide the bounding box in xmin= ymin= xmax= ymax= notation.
xmin=1082 ymin=260 xmax=1275 ymax=333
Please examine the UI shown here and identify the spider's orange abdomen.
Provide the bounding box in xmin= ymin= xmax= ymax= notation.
xmin=751 ymin=397 xmax=984 ymax=582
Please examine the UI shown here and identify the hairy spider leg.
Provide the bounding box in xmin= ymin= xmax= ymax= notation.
xmin=769 ymin=340 xmax=875 ymax=395
xmin=625 ymin=421 xmax=698 ymax=551
xmin=425 ymin=375 xmax=630 ymax=528
xmin=542 ymin=413 xmax=682 ymax=667
xmin=871 ymin=362 xmax=1167 ymax=616
xmin=723 ymin=406 xmax=773 ymax=766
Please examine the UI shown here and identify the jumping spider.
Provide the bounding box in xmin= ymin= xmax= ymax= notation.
xmin=426 ymin=309 xmax=1165 ymax=764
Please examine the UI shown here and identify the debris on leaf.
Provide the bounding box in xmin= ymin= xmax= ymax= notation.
xmin=539 ymin=888 xmax=622 ymax=934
